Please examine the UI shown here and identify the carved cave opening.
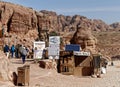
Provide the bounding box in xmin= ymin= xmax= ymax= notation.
xmin=7 ymin=17 xmax=12 ymax=32
xmin=7 ymin=13 xmax=14 ymax=33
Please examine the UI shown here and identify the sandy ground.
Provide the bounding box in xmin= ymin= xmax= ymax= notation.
xmin=1 ymin=59 xmax=120 ymax=87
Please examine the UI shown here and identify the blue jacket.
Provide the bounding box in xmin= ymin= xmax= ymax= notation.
xmin=11 ymin=45 xmax=15 ymax=52
xmin=4 ymin=45 xmax=9 ymax=52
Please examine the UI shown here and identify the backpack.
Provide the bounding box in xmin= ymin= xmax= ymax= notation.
xmin=22 ymin=49 xmax=27 ymax=56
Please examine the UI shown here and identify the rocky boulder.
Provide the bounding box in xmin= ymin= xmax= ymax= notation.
xmin=70 ymin=24 xmax=97 ymax=53
xmin=0 ymin=50 xmax=13 ymax=82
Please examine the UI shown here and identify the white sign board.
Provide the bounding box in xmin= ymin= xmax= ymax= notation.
xmin=74 ymin=51 xmax=90 ymax=56
xmin=48 ymin=36 xmax=60 ymax=59
xmin=34 ymin=41 xmax=45 ymax=59
xmin=48 ymin=44 xmax=60 ymax=59
xmin=48 ymin=44 xmax=60 ymax=55
xmin=49 ymin=36 xmax=60 ymax=44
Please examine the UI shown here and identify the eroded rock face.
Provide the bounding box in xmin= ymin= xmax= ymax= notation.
xmin=0 ymin=50 xmax=12 ymax=81
xmin=0 ymin=2 xmax=37 ymax=33
xmin=0 ymin=2 xmax=38 ymax=49
xmin=70 ymin=25 xmax=97 ymax=53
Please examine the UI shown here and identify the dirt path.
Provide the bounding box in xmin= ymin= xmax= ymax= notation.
xmin=6 ymin=59 xmax=120 ymax=87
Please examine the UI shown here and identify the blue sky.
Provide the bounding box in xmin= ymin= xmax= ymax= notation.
xmin=2 ymin=0 xmax=120 ymax=24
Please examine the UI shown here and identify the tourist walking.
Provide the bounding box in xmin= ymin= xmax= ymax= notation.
xmin=3 ymin=44 xmax=10 ymax=58
xmin=10 ymin=45 xmax=15 ymax=58
xmin=15 ymin=44 xmax=19 ymax=58
xmin=21 ymin=46 xmax=28 ymax=64
xmin=18 ymin=44 xmax=22 ymax=58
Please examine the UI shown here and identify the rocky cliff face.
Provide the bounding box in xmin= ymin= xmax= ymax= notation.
xmin=0 ymin=1 xmax=115 ymax=53
xmin=0 ymin=2 xmax=38 ymax=48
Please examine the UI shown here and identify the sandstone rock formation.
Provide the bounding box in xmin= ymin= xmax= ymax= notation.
xmin=92 ymin=19 xmax=112 ymax=31
xmin=0 ymin=50 xmax=12 ymax=81
xmin=110 ymin=22 xmax=120 ymax=31
xmin=0 ymin=1 xmax=112 ymax=44
xmin=0 ymin=1 xmax=38 ymax=49
xmin=70 ymin=24 xmax=97 ymax=53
